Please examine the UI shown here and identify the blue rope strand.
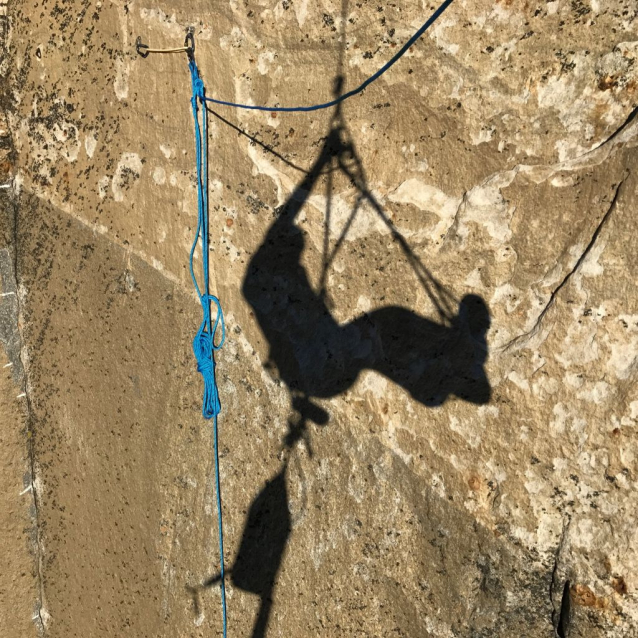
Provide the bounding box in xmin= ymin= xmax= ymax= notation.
xmin=188 ymin=58 xmax=228 ymax=637
xmin=213 ymin=413 xmax=228 ymax=634
xmin=202 ymin=0 xmax=453 ymax=112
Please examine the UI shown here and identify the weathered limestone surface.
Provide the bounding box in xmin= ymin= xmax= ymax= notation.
xmin=1 ymin=0 xmax=637 ymax=636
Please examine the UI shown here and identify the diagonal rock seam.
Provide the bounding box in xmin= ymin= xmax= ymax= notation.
xmin=503 ymin=174 xmax=628 ymax=351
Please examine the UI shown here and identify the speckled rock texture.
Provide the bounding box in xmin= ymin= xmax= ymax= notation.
xmin=1 ymin=0 xmax=637 ymax=636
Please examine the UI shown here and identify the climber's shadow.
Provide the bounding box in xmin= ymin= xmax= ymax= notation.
xmin=241 ymin=83 xmax=492 ymax=426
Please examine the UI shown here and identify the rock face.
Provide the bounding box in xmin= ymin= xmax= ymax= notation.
xmin=1 ymin=1 xmax=637 ymax=636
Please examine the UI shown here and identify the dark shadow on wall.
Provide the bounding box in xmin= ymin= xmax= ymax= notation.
xmin=189 ymin=1 xmax=493 ymax=636
xmin=240 ymin=87 xmax=492 ymax=438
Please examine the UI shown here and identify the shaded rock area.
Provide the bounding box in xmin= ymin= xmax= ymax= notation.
xmin=1 ymin=0 xmax=637 ymax=636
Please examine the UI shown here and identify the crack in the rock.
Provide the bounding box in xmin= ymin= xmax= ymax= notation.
xmin=594 ymin=105 xmax=638 ymax=150
xmin=502 ymin=175 xmax=628 ymax=351
xmin=550 ymin=518 xmax=569 ymax=605
xmin=11 ymin=183 xmax=47 ymax=637
xmin=550 ymin=517 xmax=571 ymax=636
xmin=556 ymin=580 xmax=572 ymax=638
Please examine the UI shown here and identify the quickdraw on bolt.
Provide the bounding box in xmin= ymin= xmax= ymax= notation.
xmin=135 ymin=32 xmax=194 ymax=58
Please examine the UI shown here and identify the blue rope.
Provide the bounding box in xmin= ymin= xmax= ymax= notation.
xmin=189 ymin=58 xmax=228 ymax=637
xmin=202 ymin=0 xmax=453 ymax=112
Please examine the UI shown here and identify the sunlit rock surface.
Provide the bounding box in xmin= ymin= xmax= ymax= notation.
xmin=1 ymin=1 xmax=636 ymax=636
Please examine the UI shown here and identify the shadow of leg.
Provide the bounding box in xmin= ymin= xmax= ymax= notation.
xmin=350 ymin=297 xmax=491 ymax=407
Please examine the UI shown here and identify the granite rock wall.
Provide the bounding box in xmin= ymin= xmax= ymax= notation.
xmin=1 ymin=1 xmax=637 ymax=636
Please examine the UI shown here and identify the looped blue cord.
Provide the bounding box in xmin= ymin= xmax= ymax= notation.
xmin=202 ymin=0 xmax=453 ymax=112
xmin=189 ymin=58 xmax=228 ymax=637
xmin=189 ymin=59 xmax=224 ymax=419
xmin=193 ymin=294 xmax=225 ymax=417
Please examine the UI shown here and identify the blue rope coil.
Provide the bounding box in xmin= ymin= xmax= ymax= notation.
xmin=193 ymin=294 xmax=225 ymax=418
xmin=188 ymin=58 xmax=228 ymax=636
xmin=202 ymin=0 xmax=453 ymax=112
